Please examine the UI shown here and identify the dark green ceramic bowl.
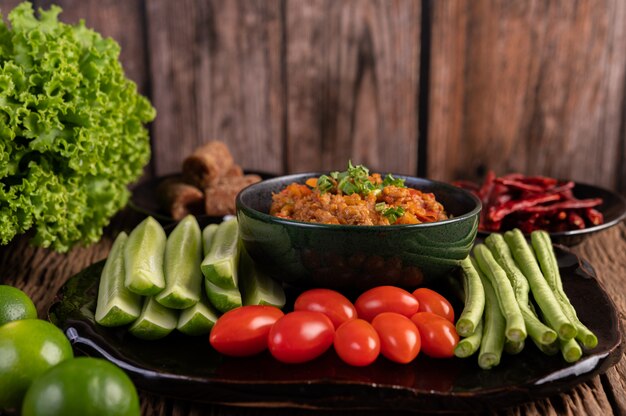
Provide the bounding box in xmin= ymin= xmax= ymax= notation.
xmin=236 ymin=173 xmax=481 ymax=291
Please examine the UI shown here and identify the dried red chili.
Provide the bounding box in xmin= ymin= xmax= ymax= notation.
xmin=453 ymin=172 xmax=604 ymax=233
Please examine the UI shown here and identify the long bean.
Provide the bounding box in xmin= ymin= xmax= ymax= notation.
xmin=533 ymin=338 xmax=560 ymax=356
xmin=560 ymin=338 xmax=583 ymax=363
xmin=474 ymin=244 xmax=527 ymax=343
xmin=503 ymin=229 xmax=576 ymax=341
xmin=531 ymin=231 xmax=598 ymax=349
xmin=457 ymin=257 xmax=486 ymax=337
xmin=476 ymin=261 xmax=506 ymax=370
xmin=454 ymin=319 xmax=484 ymax=358
xmin=504 ymin=339 xmax=525 ymax=355
xmin=485 ymin=233 xmax=557 ymax=345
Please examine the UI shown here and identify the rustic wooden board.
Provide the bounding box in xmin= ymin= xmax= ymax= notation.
xmin=427 ymin=0 xmax=626 ymax=192
xmin=285 ymin=0 xmax=421 ymax=175
xmin=145 ymin=0 xmax=284 ymax=176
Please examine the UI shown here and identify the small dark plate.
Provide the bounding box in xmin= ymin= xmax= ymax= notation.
xmin=48 ymin=247 xmax=623 ymax=413
xmin=478 ymin=182 xmax=626 ymax=246
xmin=128 ymin=171 xmax=275 ymax=224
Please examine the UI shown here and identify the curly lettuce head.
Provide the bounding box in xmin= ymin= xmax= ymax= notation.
xmin=0 ymin=3 xmax=155 ymax=252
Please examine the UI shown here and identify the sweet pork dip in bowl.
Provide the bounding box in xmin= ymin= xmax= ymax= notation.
xmin=236 ymin=163 xmax=481 ymax=291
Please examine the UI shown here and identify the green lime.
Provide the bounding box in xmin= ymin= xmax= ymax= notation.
xmin=0 ymin=319 xmax=73 ymax=410
xmin=0 ymin=285 xmax=37 ymax=326
xmin=21 ymin=357 xmax=140 ymax=416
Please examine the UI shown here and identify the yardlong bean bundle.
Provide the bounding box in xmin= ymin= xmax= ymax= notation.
xmin=474 ymin=244 xmax=526 ymax=343
xmin=531 ymin=231 xmax=598 ymax=349
xmin=474 ymin=259 xmax=506 ymax=370
xmin=452 ymin=228 xmax=593 ymax=369
xmin=484 ymin=234 xmax=557 ymax=346
xmin=503 ymin=229 xmax=576 ymax=341
xmin=457 ymin=257 xmax=486 ymax=337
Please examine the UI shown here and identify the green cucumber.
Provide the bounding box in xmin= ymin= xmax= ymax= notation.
xmin=95 ymin=232 xmax=142 ymax=327
xmin=156 ymin=215 xmax=203 ymax=309
xmin=201 ymin=218 xmax=240 ymax=289
xmin=202 ymin=224 xmax=219 ymax=257
xmin=177 ymin=292 xmax=219 ymax=336
xmin=240 ymin=246 xmax=286 ymax=308
xmin=204 ymin=277 xmax=242 ymax=313
xmin=124 ymin=216 xmax=166 ymax=296
xmin=129 ymin=297 xmax=178 ymax=340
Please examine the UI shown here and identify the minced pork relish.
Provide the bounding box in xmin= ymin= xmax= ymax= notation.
xmin=270 ymin=162 xmax=448 ymax=226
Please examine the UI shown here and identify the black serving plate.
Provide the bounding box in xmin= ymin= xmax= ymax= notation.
xmin=478 ymin=182 xmax=626 ymax=246
xmin=48 ymin=246 xmax=623 ymax=413
xmin=129 ymin=171 xmax=275 ymax=224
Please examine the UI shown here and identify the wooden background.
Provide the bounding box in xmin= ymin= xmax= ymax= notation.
xmin=1 ymin=0 xmax=625 ymax=195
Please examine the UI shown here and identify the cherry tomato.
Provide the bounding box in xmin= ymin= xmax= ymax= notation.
xmin=268 ymin=311 xmax=335 ymax=364
xmin=294 ymin=288 xmax=357 ymax=329
xmin=209 ymin=305 xmax=284 ymax=357
xmin=412 ymin=288 xmax=455 ymax=323
xmin=334 ymin=319 xmax=380 ymax=367
xmin=410 ymin=312 xmax=459 ymax=358
xmin=371 ymin=312 xmax=421 ymax=364
xmin=355 ymin=286 xmax=420 ymax=322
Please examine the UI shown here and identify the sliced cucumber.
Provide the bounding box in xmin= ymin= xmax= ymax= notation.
xmin=177 ymin=292 xmax=219 ymax=336
xmin=240 ymin=246 xmax=286 ymax=308
xmin=201 ymin=218 xmax=240 ymax=290
xmin=156 ymin=215 xmax=203 ymax=309
xmin=202 ymin=223 xmax=219 ymax=257
xmin=129 ymin=297 xmax=178 ymax=340
xmin=124 ymin=216 xmax=166 ymax=296
xmin=204 ymin=277 xmax=242 ymax=313
xmin=95 ymin=232 xmax=142 ymax=326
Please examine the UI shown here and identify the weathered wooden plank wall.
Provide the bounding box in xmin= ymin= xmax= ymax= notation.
xmin=2 ymin=0 xmax=626 ymax=194
xmin=427 ymin=0 xmax=626 ymax=192
xmin=285 ymin=0 xmax=421 ymax=175
xmin=144 ymin=0 xmax=285 ymax=175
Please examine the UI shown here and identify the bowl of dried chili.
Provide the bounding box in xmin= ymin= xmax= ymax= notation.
xmin=454 ymin=172 xmax=626 ymax=246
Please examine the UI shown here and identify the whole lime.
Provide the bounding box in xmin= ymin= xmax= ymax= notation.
xmin=0 ymin=319 xmax=73 ymax=410
xmin=22 ymin=357 xmax=140 ymax=416
xmin=0 ymin=285 xmax=37 ymax=326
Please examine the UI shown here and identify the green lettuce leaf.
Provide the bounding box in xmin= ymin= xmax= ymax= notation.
xmin=0 ymin=3 xmax=155 ymax=251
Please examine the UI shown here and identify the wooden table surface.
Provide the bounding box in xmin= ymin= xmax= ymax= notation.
xmin=1 ymin=210 xmax=624 ymax=416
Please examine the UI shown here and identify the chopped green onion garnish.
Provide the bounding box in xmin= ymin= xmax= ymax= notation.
xmin=382 ymin=206 xmax=405 ymax=223
xmin=338 ymin=179 xmax=359 ymax=195
xmin=382 ymin=174 xmax=406 ymax=188
xmin=317 ymin=175 xmax=334 ymax=193
xmin=375 ymin=202 xmax=386 ymax=212
xmin=314 ymin=162 xmax=403 ymax=197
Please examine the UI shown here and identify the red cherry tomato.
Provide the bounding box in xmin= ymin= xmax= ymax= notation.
xmin=268 ymin=311 xmax=335 ymax=364
xmin=355 ymin=286 xmax=420 ymax=322
xmin=334 ymin=319 xmax=380 ymax=367
xmin=412 ymin=288 xmax=455 ymax=323
xmin=410 ymin=312 xmax=459 ymax=358
xmin=209 ymin=305 xmax=284 ymax=357
xmin=371 ymin=312 xmax=421 ymax=364
xmin=294 ymin=288 xmax=357 ymax=329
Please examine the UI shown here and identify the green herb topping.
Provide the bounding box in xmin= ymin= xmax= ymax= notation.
xmin=374 ymin=202 xmax=405 ymax=223
xmin=316 ymin=161 xmax=406 ymax=196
